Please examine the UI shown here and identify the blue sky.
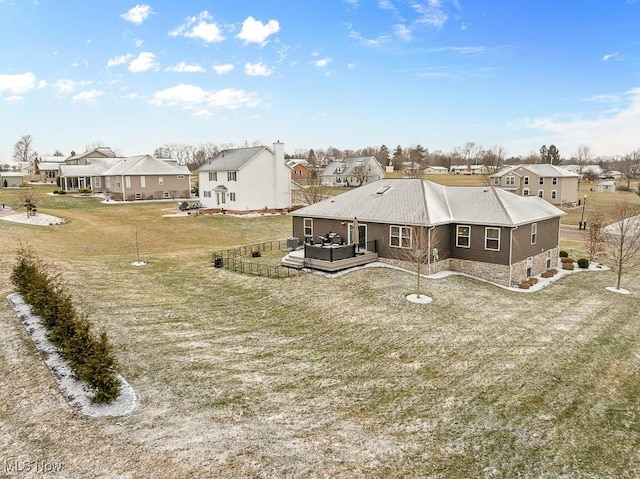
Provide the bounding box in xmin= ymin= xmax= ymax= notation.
xmin=1 ymin=0 xmax=639 ymax=162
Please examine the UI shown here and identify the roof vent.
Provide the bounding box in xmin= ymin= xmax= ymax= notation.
xmin=376 ymin=186 xmax=390 ymax=195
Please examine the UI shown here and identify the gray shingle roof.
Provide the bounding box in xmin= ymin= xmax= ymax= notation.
xmin=103 ymin=155 xmax=189 ymax=176
xmin=292 ymin=178 xmax=565 ymax=227
xmin=492 ymin=164 xmax=580 ymax=178
xmin=197 ymin=146 xmax=267 ymax=172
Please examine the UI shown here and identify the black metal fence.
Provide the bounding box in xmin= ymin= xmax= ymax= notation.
xmin=212 ymin=240 xmax=302 ymax=278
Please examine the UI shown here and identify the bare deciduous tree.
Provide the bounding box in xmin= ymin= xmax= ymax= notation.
xmin=603 ymin=200 xmax=640 ymax=290
xmin=576 ymin=144 xmax=592 ymax=176
xmin=296 ymin=177 xmax=329 ymax=205
xmin=13 ymin=135 xmax=37 ymax=164
xmin=584 ymin=210 xmax=606 ymax=262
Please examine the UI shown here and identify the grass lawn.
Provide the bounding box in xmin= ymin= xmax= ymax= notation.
xmin=1 ymin=186 xmax=639 ymax=478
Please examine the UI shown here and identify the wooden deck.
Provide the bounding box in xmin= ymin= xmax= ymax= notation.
xmin=281 ymin=249 xmax=379 ymax=272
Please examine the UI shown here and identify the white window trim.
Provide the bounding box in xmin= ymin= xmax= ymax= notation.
xmin=524 ymin=176 xmax=529 ymax=185
xmin=523 ymin=188 xmax=530 ymax=196
xmin=538 ymin=190 xmax=544 ymax=198
xmin=390 ymin=225 xmax=412 ymax=248
xmin=531 ymin=223 xmax=538 ymax=245
xmin=125 ymin=176 xmax=131 ymax=188
xmin=505 ymin=176 xmax=515 ymax=186
xmin=551 ymin=190 xmax=557 ymax=199
xmin=485 ymin=227 xmax=500 ymax=251
xmin=209 ymin=171 xmax=217 ymax=181
xmin=303 ymin=218 xmax=313 ymax=237
xmin=456 ymin=225 xmax=471 ymax=248
xmin=140 ymin=176 xmax=146 ymax=188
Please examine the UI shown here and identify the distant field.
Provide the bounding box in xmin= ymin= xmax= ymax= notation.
xmin=1 ymin=186 xmax=639 ymax=478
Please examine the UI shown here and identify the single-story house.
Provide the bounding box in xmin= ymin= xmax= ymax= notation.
xmin=450 ymin=164 xmax=490 ymax=175
xmin=595 ymin=179 xmax=616 ymax=192
xmin=1 ymin=172 xmax=24 ymax=188
xmin=424 ymin=166 xmax=449 ymax=175
xmin=321 ymin=157 xmax=385 ymax=186
xmin=490 ymin=164 xmax=580 ymax=205
xmin=284 ymin=178 xmax=565 ymax=287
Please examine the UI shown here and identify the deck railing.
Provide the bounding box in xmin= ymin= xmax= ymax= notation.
xmin=212 ymin=240 xmax=302 ymax=278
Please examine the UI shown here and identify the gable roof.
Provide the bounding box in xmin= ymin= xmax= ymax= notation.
xmin=197 ymin=146 xmax=268 ymax=172
xmin=322 ymin=157 xmax=383 ymax=176
xmin=66 ymin=147 xmax=117 ymax=162
xmin=492 ymin=164 xmax=579 ymax=178
xmin=292 ymin=178 xmax=565 ymax=227
xmin=102 ymin=155 xmax=189 ymax=176
xmin=59 ymin=157 xmax=122 ymax=177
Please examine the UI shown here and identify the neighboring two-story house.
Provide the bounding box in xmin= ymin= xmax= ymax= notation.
xmin=490 ymin=164 xmax=580 ymax=205
xmin=197 ymin=141 xmax=291 ymax=213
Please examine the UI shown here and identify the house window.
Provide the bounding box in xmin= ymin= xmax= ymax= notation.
xmin=493 ymin=177 xmax=500 ymax=186
xmin=228 ymin=171 xmax=237 ymax=181
xmin=159 ymin=177 xmax=164 ymax=186
xmin=141 ymin=176 xmax=146 ymax=188
xmin=303 ymin=218 xmax=313 ymax=237
xmin=552 ymin=177 xmax=558 ymax=185
xmin=125 ymin=176 xmax=131 ymax=188
xmin=105 ymin=177 xmax=111 ymax=188
xmin=94 ymin=177 xmax=101 ymax=188
xmin=456 ymin=225 xmax=470 ymax=248
xmin=538 ymin=190 xmax=544 ymax=198
xmin=551 ymin=190 xmax=557 ymax=199
xmin=390 ymin=225 xmax=412 ymax=248
xmin=505 ymin=176 xmax=515 ymax=186
xmin=539 ymin=177 xmax=544 ymax=185
xmin=531 ymin=223 xmax=537 ymax=244
xmin=526 ymin=257 xmax=533 ymax=277
xmin=209 ymin=171 xmax=217 ymax=181
xmin=116 ymin=178 xmax=121 ymax=188
xmin=135 ymin=193 xmax=142 ymax=199
xmin=546 ymin=250 xmax=552 ymax=268
xmin=485 ymin=227 xmax=500 ymax=251
xmin=524 ymin=176 xmax=529 ymax=185
xmin=203 ymin=191 xmax=211 ymax=198
xmin=523 ymin=188 xmax=530 ymax=196
xmin=230 ymin=192 xmax=236 ymax=201
xmin=177 ymin=175 xmax=184 ymax=180
xmin=163 ymin=191 xmax=170 ymax=198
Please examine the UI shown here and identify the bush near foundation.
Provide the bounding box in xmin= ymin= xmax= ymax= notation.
xmin=562 ymin=262 xmax=575 ymax=270
xmin=559 ymin=250 xmax=569 ymax=258
xmin=10 ymin=247 xmax=120 ymax=403
xmin=577 ymin=258 xmax=590 ymax=269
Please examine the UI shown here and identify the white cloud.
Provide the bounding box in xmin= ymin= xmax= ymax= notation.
xmin=410 ymin=0 xmax=449 ymax=28
xmin=165 ymin=61 xmax=206 ymax=73
xmin=53 ymin=79 xmax=84 ymax=95
xmin=128 ymin=52 xmax=158 ymax=72
xmin=237 ymin=16 xmax=280 ymax=45
xmin=394 ymin=23 xmax=412 ymax=41
xmin=107 ymin=53 xmax=134 ymax=67
xmin=149 ymin=83 xmax=260 ymax=116
xmin=5 ymin=95 xmax=24 ymax=103
xmin=244 ymin=62 xmax=273 ymax=76
xmin=121 ymin=4 xmax=152 ymax=25
xmin=135 ymin=39 xmax=144 ymax=48
xmin=602 ymin=51 xmax=620 ymax=61
xmin=519 ymin=87 xmax=640 ymax=156
xmin=0 ymin=72 xmax=36 ymax=95
xmin=314 ymin=57 xmax=332 ymax=68
xmin=212 ymin=63 xmax=234 ymax=75
xmin=72 ymin=90 xmax=103 ymax=102
xmin=169 ymin=11 xmax=225 ymax=44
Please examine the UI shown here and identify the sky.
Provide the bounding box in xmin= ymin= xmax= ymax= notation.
xmin=1 ymin=0 xmax=639 ymax=163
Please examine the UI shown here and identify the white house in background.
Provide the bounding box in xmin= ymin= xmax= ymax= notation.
xmin=321 ymin=157 xmax=385 ymax=186
xmin=424 ymin=166 xmax=449 ymax=175
xmin=595 ymin=179 xmax=616 ymax=192
xmin=197 ymin=141 xmax=291 ymax=213
xmin=449 ymin=164 xmax=490 ymax=175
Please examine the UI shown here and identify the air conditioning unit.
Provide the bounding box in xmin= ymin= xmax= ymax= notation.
xmin=287 ymin=237 xmax=299 ymax=250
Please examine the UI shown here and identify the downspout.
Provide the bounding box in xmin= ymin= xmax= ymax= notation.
xmin=427 ymin=225 xmax=435 ymax=275
xmin=508 ymin=225 xmax=519 ymax=287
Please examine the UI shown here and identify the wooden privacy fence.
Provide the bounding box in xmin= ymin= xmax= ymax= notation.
xmin=212 ymin=240 xmax=302 ymax=278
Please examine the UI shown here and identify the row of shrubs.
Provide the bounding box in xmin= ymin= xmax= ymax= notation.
xmin=11 ymin=248 xmax=121 ymax=403
xmin=52 ymin=190 xmax=67 ymax=195
xmin=559 ymin=251 xmax=590 ymax=269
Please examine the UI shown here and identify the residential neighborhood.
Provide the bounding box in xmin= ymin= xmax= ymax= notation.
xmin=3 ymin=1 xmax=640 ymax=477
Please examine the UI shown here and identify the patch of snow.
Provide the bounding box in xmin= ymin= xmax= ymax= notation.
xmin=405 ymin=294 xmax=433 ymax=304
xmin=605 ymin=286 xmax=631 ymax=295
xmin=0 ymin=212 xmax=66 ymax=226
xmin=6 ymin=292 xmax=137 ymax=417
xmin=131 ymin=261 xmax=148 ymax=267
